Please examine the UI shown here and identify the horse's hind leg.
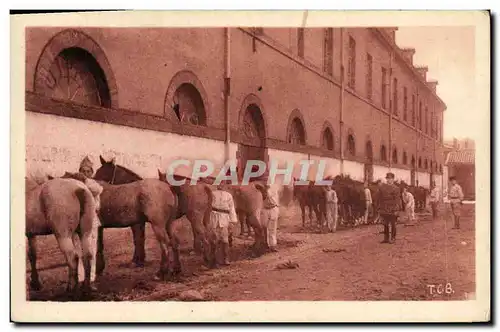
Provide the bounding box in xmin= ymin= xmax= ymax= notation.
xmin=246 ymin=213 xmax=265 ymax=256
xmin=150 ymin=223 xmax=172 ymax=281
xmin=131 ymin=223 xmax=146 ymax=267
xmin=27 ymin=236 xmax=42 ymax=291
xmin=166 ymin=218 xmax=183 ymax=276
xmin=56 ymin=236 xmax=79 ymax=294
xmin=300 ymin=203 xmax=306 ymax=227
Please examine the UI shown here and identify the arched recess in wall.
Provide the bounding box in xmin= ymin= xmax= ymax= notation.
xmin=321 ymin=122 xmax=334 ymax=151
xmin=424 ymin=159 xmax=428 ymax=170
xmin=345 ymin=128 xmax=356 ymax=157
xmin=238 ymin=93 xmax=268 ymax=145
xmin=33 ymin=29 xmax=118 ymax=108
xmin=418 ymin=157 xmax=422 ymax=168
xmin=365 ymin=139 xmax=374 ymax=162
xmin=402 ymin=151 xmax=408 ymax=165
xmin=392 ymin=146 xmax=398 ymax=164
xmin=164 ymin=70 xmax=210 ymax=126
xmin=380 ymin=144 xmax=387 ymax=162
xmin=286 ymin=109 xmax=307 ymax=145
xmin=411 ymin=155 xmax=416 ymax=168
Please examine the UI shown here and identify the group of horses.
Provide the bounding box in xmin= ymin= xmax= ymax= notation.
xmin=25 ymin=156 xmax=430 ymax=299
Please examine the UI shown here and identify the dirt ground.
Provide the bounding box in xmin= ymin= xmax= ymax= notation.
xmin=27 ymin=203 xmax=476 ymax=301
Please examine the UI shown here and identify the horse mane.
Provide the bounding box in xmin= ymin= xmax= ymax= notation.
xmin=115 ymin=164 xmax=143 ymax=180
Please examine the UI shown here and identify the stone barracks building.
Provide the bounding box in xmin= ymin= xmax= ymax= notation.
xmin=25 ymin=27 xmax=446 ymax=187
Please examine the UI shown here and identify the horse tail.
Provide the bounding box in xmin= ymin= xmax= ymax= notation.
xmin=75 ymin=187 xmax=96 ymax=237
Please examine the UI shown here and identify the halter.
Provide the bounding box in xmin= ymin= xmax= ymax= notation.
xmin=109 ymin=164 xmax=117 ymax=185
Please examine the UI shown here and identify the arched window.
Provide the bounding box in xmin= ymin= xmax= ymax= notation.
xmin=402 ymin=151 xmax=408 ymax=165
xmin=37 ymin=47 xmax=111 ymax=107
xmin=392 ymin=147 xmax=398 ymax=164
xmin=380 ymin=145 xmax=387 ymax=162
xmin=365 ymin=140 xmax=373 ymax=161
xmin=347 ymin=134 xmax=356 ymax=156
xmin=411 ymin=155 xmax=416 ymax=168
xmin=424 ymin=159 xmax=428 ymax=169
xmin=173 ymin=83 xmax=207 ymax=126
xmin=418 ymin=157 xmax=422 ymax=168
xmin=288 ymin=117 xmax=306 ymax=145
xmin=321 ymin=127 xmax=334 ymax=151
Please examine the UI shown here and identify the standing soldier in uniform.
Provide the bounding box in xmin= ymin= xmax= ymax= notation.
xmin=208 ymin=182 xmax=238 ymax=267
xmin=363 ymin=181 xmax=373 ymax=224
xmin=261 ymin=184 xmax=280 ymax=252
xmin=429 ymin=182 xmax=440 ymax=220
xmin=448 ymin=176 xmax=465 ymax=229
xmin=402 ymin=186 xmax=416 ymax=225
xmin=324 ymin=185 xmax=339 ymax=232
xmin=376 ymin=172 xmax=402 ymax=244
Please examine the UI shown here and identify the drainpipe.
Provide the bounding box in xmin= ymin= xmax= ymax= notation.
xmin=224 ymin=28 xmax=231 ymax=164
xmin=415 ymin=88 xmax=420 ymax=185
xmin=339 ymin=28 xmax=345 ymax=175
xmin=388 ymin=52 xmax=393 ymax=172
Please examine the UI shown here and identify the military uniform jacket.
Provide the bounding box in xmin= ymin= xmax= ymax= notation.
xmin=376 ymin=183 xmax=402 ymax=215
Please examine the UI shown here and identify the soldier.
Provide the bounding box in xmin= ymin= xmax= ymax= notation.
xmin=324 ymin=185 xmax=338 ymax=232
xmin=363 ymin=181 xmax=373 ymax=224
xmin=376 ymin=172 xmax=402 ymax=244
xmin=429 ymin=182 xmax=440 ymax=220
xmin=448 ymin=176 xmax=464 ymax=229
xmin=261 ymin=184 xmax=280 ymax=252
xmin=208 ymin=182 xmax=238 ymax=266
xmin=402 ymin=186 xmax=416 ymax=225
xmin=75 ymin=156 xmax=103 ymax=287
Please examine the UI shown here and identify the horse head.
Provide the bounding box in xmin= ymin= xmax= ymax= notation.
xmin=94 ymin=155 xmax=142 ymax=184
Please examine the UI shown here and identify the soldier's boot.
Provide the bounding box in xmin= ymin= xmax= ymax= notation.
xmin=454 ymin=217 xmax=460 ymax=229
xmin=221 ymin=242 xmax=230 ymax=266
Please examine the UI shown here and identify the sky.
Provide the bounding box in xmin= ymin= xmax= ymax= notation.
xmin=396 ymin=26 xmax=477 ymax=141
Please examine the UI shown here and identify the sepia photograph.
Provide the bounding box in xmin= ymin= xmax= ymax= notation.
xmin=10 ymin=10 xmax=490 ymax=323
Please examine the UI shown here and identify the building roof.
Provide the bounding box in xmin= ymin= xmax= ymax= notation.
xmin=445 ymin=150 xmax=475 ymax=165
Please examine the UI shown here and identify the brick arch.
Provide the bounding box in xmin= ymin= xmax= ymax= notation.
xmin=164 ymin=70 xmax=211 ymax=125
xmin=286 ymin=109 xmax=307 ymax=145
xmin=33 ymin=28 xmax=119 ymax=108
xmin=238 ymin=93 xmax=268 ymax=140
xmin=321 ymin=121 xmax=335 ymax=151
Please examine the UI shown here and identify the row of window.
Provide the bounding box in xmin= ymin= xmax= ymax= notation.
xmin=342 ymin=131 xmax=441 ymax=172
xmin=292 ymin=28 xmax=443 ymax=143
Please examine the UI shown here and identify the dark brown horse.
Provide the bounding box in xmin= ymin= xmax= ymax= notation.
xmin=93 ymin=156 xmax=146 ymax=269
xmin=292 ymin=178 xmax=327 ymax=229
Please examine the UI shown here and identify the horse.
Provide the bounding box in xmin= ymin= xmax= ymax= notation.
xmin=25 ymin=177 xmax=97 ymax=297
xmin=292 ymin=178 xmax=327 ymax=229
xmin=219 ymin=181 xmax=267 ymax=255
xmin=157 ymin=170 xmax=214 ymax=259
xmin=96 ymin=178 xmax=178 ymax=280
xmin=93 ymin=156 xmax=146 ymax=268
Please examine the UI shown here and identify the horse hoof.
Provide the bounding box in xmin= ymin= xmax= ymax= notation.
xmin=30 ymin=280 xmax=42 ymax=291
xmin=135 ymin=262 xmax=145 ymax=268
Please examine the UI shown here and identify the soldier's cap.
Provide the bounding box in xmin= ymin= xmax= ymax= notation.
xmin=385 ymin=172 xmax=395 ymax=179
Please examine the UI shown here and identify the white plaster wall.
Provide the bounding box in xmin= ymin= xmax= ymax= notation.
xmin=342 ymin=160 xmax=365 ymax=182
xmin=391 ymin=167 xmax=411 ymax=184
xmin=373 ymin=164 xmax=389 ymax=182
xmin=416 ymin=171 xmax=431 ymax=188
xmin=26 ymin=112 xmax=233 ymax=179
